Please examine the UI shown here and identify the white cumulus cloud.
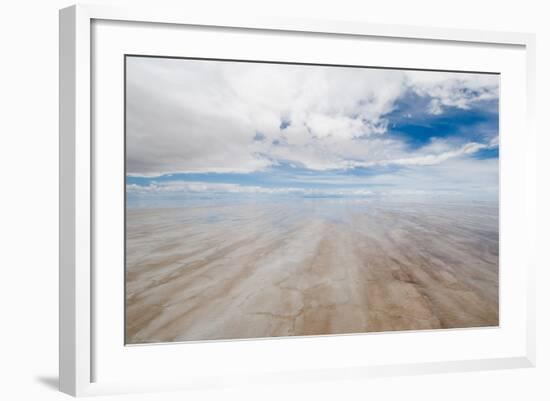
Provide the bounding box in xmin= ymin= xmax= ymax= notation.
xmin=126 ymin=57 xmax=499 ymax=176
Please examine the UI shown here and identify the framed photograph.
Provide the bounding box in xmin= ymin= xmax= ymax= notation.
xmin=59 ymin=4 xmax=536 ymax=396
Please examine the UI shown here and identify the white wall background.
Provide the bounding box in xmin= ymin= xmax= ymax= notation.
xmin=0 ymin=0 xmax=547 ymax=399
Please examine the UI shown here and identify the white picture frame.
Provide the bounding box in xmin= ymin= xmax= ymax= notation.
xmin=59 ymin=3 xmax=536 ymax=397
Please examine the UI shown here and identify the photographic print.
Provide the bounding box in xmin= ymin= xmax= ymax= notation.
xmin=125 ymin=56 xmax=499 ymax=344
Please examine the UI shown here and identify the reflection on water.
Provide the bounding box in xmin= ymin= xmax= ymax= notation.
xmin=128 ymin=196 xmax=498 ymax=237
xmin=125 ymin=196 xmax=499 ymax=344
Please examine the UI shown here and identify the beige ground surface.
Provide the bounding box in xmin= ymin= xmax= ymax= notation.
xmin=125 ymin=198 xmax=499 ymax=344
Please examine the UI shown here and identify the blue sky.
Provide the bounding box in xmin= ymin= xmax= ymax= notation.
xmin=126 ymin=57 xmax=499 ymax=207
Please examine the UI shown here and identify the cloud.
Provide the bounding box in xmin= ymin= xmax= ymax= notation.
xmin=362 ymin=141 xmax=487 ymax=168
xmin=126 ymin=181 xmax=375 ymax=197
xmin=126 ymin=57 xmax=499 ymax=176
xmin=127 ymin=181 xmax=294 ymax=194
xmin=406 ymin=71 xmax=499 ymax=115
xmin=126 ymin=154 xmax=498 ymax=205
xmin=358 ymin=157 xmax=499 ymax=197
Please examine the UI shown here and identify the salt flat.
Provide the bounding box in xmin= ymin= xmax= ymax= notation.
xmin=125 ymin=197 xmax=499 ymax=344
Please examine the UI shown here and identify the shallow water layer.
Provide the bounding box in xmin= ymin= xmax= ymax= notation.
xmin=125 ymin=197 xmax=499 ymax=344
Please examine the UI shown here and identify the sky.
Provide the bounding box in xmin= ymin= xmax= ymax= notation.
xmin=125 ymin=56 xmax=499 ymax=207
